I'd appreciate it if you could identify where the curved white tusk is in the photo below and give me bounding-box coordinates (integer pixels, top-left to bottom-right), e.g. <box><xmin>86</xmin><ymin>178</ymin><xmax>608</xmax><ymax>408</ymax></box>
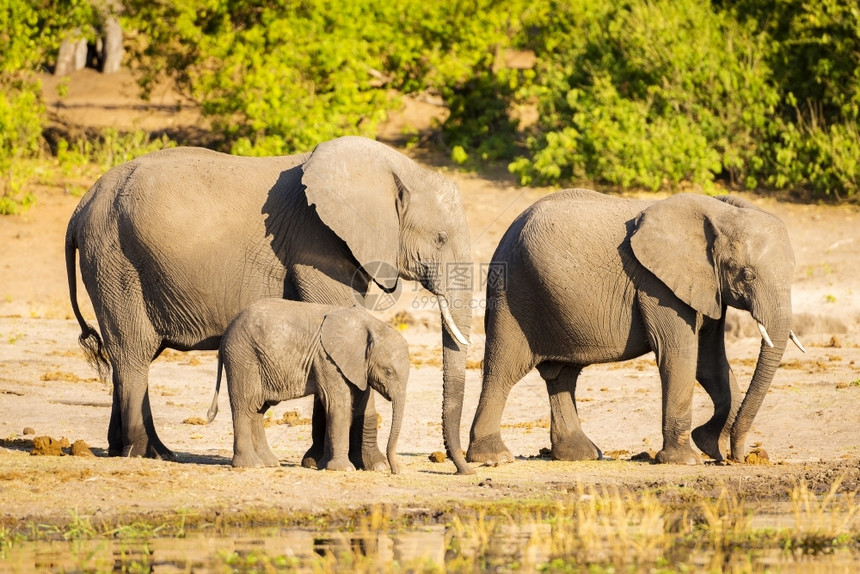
<box><xmin>789</xmin><ymin>330</ymin><xmax>806</xmax><ymax>353</ymax></box>
<box><xmin>757</xmin><ymin>323</ymin><xmax>775</xmax><ymax>348</ymax></box>
<box><xmin>438</xmin><ymin>295</ymin><xmax>470</xmax><ymax>346</ymax></box>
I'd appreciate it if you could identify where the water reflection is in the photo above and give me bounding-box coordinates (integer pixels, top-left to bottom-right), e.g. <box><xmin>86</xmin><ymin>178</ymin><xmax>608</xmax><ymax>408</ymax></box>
<box><xmin>3</xmin><ymin>521</ymin><xmax>859</xmax><ymax>573</ymax></box>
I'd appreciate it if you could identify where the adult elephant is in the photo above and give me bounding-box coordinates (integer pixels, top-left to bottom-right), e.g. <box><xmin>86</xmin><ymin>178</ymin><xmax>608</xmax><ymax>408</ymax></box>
<box><xmin>65</xmin><ymin>136</ymin><xmax>474</xmax><ymax>474</ymax></box>
<box><xmin>467</xmin><ymin>189</ymin><xmax>804</xmax><ymax>466</ymax></box>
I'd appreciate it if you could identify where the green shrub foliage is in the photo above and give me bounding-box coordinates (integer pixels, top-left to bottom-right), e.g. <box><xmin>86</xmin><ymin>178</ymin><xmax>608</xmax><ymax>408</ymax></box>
<box><xmin>509</xmin><ymin>0</ymin><xmax>776</xmax><ymax>191</ymax></box>
<box><xmin>125</xmin><ymin>0</ymin><xmax>525</xmax><ymax>157</ymax></box>
<box><xmin>2</xmin><ymin>1</ymin><xmax>858</xmax><ymax>200</ymax></box>
<box><xmin>0</xmin><ymin>0</ymin><xmax>96</xmax><ymax>213</ymax></box>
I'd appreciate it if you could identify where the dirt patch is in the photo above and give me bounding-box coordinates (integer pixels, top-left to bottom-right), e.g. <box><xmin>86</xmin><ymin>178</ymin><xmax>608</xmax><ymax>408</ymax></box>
<box><xmin>0</xmin><ymin>69</ymin><xmax>859</xmax><ymax>528</ymax></box>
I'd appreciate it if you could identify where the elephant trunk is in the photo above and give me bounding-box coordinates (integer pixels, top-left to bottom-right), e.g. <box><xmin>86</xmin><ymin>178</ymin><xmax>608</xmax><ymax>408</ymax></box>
<box><xmin>387</xmin><ymin>397</ymin><xmax>404</xmax><ymax>475</ymax></box>
<box><xmin>439</xmin><ymin>290</ymin><xmax>474</xmax><ymax>475</ymax></box>
<box><xmin>729</xmin><ymin>304</ymin><xmax>791</xmax><ymax>461</ymax></box>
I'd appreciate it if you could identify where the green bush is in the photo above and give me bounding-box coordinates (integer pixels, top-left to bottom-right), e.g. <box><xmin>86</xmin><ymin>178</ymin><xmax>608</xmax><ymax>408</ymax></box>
<box><xmin>0</xmin><ymin>1</ymin><xmax>46</xmax><ymax>213</ymax></box>
<box><xmin>127</xmin><ymin>0</ymin><xmax>402</xmax><ymax>155</ymax></box>
<box><xmin>2</xmin><ymin>1</ymin><xmax>856</xmax><ymax>201</ymax></box>
<box><xmin>723</xmin><ymin>0</ymin><xmax>860</xmax><ymax>197</ymax></box>
<box><xmin>125</xmin><ymin>0</ymin><xmax>527</xmax><ymax>160</ymax></box>
<box><xmin>0</xmin><ymin>0</ymin><xmax>96</xmax><ymax>213</ymax></box>
<box><xmin>509</xmin><ymin>0</ymin><xmax>779</xmax><ymax>191</ymax></box>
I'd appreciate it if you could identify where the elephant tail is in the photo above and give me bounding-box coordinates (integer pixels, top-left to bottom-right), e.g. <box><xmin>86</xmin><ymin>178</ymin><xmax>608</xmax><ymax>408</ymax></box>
<box><xmin>65</xmin><ymin>227</ymin><xmax>110</xmax><ymax>384</ymax></box>
<box><xmin>206</xmin><ymin>353</ymin><xmax>223</xmax><ymax>424</ymax></box>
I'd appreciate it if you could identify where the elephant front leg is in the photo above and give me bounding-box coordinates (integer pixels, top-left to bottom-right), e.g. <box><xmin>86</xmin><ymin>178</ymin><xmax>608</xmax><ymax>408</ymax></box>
<box><xmin>690</xmin><ymin>370</ymin><xmax>739</xmax><ymax>463</ymax></box>
<box><xmin>302</xmin><ymin>391</ymin><xmax>386</xmax><ymax>471</ymax></box>
<box><xmin>692</xmin><ymin>324</ymin><xmax>741</xmax><ymax>462</ymax></box>
<box><xmin>301</xmin><ymin>397</ymin><xmax>327</xmax><ymax>469</ymax></box>
<box><xmin>321</xmin><ymin>394</ymin><xmax>356</xmax><ymax>472</ymax></box>
<box><xmin>655</xmin><ymin>347</ymin><xmax>701</xmax><ymax>465</ymax></box>
<box><xmin>349</xmin><ymin>391</ymin><xmax>387</xmax><ymax>471</ymax></box>
<box><xmin>544</xmin><ymin>364</ymin><xmax>602</xmax><ymax>461</ymax></box>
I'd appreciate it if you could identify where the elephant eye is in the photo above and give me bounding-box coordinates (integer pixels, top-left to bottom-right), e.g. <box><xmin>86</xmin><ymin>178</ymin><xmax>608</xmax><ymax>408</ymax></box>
<box><xmin>741</xmin><ymin>267</ymin><xmax>756</xmax><ymax>282</ymax></box>
<box><xmin>435</xmin><ymin>231</ymin><xmax>448</xmax><ymax>249</ymax></box>
<box><xmin>384</xmin><ymin>368</ymin><xmax>394</xmax><ymax>379</ymax></box>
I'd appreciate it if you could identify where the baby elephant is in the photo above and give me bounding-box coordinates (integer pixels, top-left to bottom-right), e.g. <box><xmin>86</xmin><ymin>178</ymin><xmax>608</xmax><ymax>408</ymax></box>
<box><xmin>207</xmin><ymin>299</ymin><xmax>409</xmax><ymax>472</ymax></box>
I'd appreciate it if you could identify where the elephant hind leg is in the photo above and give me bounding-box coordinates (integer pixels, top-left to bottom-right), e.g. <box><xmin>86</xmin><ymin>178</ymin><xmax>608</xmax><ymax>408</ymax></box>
<box><xmin>654</xmin><ymin>347</ymin><xmax>701</xmax><ymax>465</ymax></box>
<box><xmin>467</xmin><ymin>346</ymin><xmax>534</xmax><ymax>465</ymax></box>
<box><xmin>252</xmin><ymin>405</ymin><xmax>280</xmax><ymax>467</ymax></box>
<box><xmin>231</xmin><ymin>409</ymin><xmax>266</xmax><ymax>468</ymax></box>
<box><xmin>96</xmin><ymin>290</ymin><xmax>174</xmax><ymax>460</ymax></box>
<box><xmin>543</xmin><ymin>363</ymin><xmax>602</xmax><ymax>461</ymax></box>
<box><xmin>105</xmin><ymin>342</ymin><xmax>174</xmax><ymax>460</ymax></box>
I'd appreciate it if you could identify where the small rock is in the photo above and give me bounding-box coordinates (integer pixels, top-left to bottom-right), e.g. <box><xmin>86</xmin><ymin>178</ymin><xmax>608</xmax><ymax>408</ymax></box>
<box><xmin>31</xmin><ymin>436</ymin><xmax>65</xmax><ymax>456</ymax></box>
<box><xmin>71</xmin><ymin>440</ymin><xmax>94</xmax><ymax>457</ymax></box>
<box><xmin>22</xmin><ymin>427</ymin><xmax>35</xmax><ymax>436</ymax></box>
<box><xmin>538</xmin><ymin>447</ymin><xmax>552</xmax><ymax>459</ymax></box>
<box><xmin>478</xmin><ymin>478</ymin><xmax>493</xmax><ymax>488</ymax></box>
<box><xmin>428</xmin><ymin>451</ymin><xmax>446</xmax><ymax>463</ymax></box>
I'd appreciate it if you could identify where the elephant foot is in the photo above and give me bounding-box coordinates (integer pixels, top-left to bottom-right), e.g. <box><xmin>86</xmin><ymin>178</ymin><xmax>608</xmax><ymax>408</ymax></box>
<box><xmin>108</xmin><ymin>437</ymin><xmax>123</xmax><ymax>457</ymax></box>
<box><xmin>466</xmin><ymin>433</ymin><xmax>514</xmax><ymax>465</ymax></box>
<box><xmin>232</xmin><ymin>452</ymin><xmax>265</xmax><ymax>468</ymax></box>
<box><xmin>120</xmin><ymin>436</ymin><xmax>176</xmax><ymax>461</ymax></box>
<box><xmin>655</xmin><ymin>444</ymin><xmax>701</xmax><ymax>465</ymax></box>
<box><xmin>301</xmin><ymin>445</ymin><xmax>323</xmax><ymax>469</ymax></box>
<box><xmin>351</xmin><ymin>446</ymin><xmax>388</xmax><ymax>472</ymax></box>
<box><xmin>257</xmin><ymin>449</ymin><xmax>281</xmax><ymax>467</ymax></box>
<box><xmin>692</xmin><ymin>424</ymin><xmax>727</xmax><ymax>462</ymax></box>
<box><xmin>551</xmin><ymin>434</ymin><xmax>602</xmax><ymax>461</ymax></box>
<box><xmin>324</xmin><ymin>456</ymin><xmax>356</xmax><ymax>472</ymax></box>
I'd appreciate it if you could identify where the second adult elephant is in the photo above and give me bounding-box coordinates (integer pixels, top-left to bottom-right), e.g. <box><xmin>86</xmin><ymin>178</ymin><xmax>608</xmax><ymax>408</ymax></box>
<box><xmin>66</xmin><ymin>136</ymin><xmax>473</xmax><ymax>474</ymax></box>
<box><xmin>468</xmin><ymin>189</ymin><xmax>804</xmax><ymax>465</ymax></box>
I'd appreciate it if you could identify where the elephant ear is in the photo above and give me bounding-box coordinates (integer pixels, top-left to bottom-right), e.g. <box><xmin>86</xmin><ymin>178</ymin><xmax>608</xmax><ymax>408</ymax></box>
<box><xmin>301</xmin><ymin>136</ymin><xmax>402</xmax><ymax>291</ymax></box>
<box><xmin>714</xmin><ymin>194</ymin><xmax>764</xmax><ymax>212</ymax></box>
<box><xmin>630</xmin><ymin>194</ymin><xmax>722</xmax><ymax>320</ymax></box>
<box><xmin>320</xmin><ymin>308</ymin><xmax>368</xmax><ymax>391</ymax></box>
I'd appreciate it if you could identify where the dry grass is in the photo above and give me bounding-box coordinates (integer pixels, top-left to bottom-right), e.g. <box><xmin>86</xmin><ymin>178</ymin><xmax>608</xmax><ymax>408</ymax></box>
<box><xmin>4</xmin><ymin>480</ymin><xmax>856</xmax><ymax>572</ymax></box>
<box><xmin>206</xmin><ymin>480</ymin><xmax>860</xmax><ymax>572</ymax></box>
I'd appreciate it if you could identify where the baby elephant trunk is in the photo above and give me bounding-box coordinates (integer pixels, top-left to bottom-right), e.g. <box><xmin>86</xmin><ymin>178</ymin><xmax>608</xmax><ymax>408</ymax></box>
<box><xmin>387</xmin><ymin>397</ymin><xmax>404</xmax><ymax>474</ymax></box>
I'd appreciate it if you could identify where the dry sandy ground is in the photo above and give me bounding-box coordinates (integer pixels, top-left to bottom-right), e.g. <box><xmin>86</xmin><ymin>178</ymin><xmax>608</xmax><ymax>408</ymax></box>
<box><xmin>0</xmin><ymin>69</ymin><xmax>859</xmax><ymax>528</ymax></box>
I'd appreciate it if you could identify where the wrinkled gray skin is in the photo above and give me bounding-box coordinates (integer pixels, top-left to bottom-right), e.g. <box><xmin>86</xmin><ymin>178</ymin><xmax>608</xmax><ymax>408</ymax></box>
<box><xmin>206</xmin><ymin>300</ymin><xmax>408</xmax><ymax>473</ymax></box>
<box><xmin>468</xmin><ymin>189</ymin><xmax>801</xmax><ymax>465</ymax></box>
<box><xmin>65</xmin><ymin>136</ymin><xmax>473</xmax><ymax>474</ymax></box>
